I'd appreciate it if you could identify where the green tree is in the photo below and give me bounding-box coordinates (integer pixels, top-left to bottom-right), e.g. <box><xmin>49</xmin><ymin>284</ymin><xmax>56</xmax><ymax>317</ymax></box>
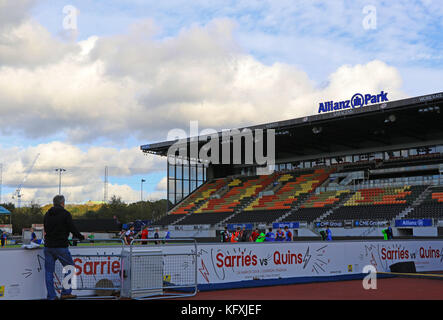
<box><xmin>0</xmin><ymin>202</ymin><xmax>14</xmax><ymax>225</ymax></box>
<box><xmin>9</xmin><ymin>203</ymin><xmax>44</xmax><ymax>234</ymax></box>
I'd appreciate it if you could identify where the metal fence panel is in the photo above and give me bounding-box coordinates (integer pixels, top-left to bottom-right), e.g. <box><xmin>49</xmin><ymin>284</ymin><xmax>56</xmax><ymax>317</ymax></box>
<box><xmin>125</xmin><ymin>238</ymin><xmax>198</xmax><ymax>300</ymax></box>
<box><xmin>52</xmin><ymin>238</ymin><xmax>198</xmax><ymax>300</ymax></box>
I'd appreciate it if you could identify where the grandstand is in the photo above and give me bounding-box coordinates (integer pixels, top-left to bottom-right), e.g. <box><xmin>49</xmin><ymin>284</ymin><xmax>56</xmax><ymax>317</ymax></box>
<box><xmin>141</xmin><ymin>91</ymin><xmax>443</xmax><ymax>238</ymax></box>
<box><xmin>404</xmin><ymin>186</ymin><xmax>443</xmax><ymax>219</ymax></box>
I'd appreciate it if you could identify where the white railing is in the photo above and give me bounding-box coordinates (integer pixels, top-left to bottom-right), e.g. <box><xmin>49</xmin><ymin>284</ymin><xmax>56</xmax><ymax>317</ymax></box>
<box><xmin>318</xmin><ymin>177</ymin><xmax>441</xmax><ymax>193</ymax></box>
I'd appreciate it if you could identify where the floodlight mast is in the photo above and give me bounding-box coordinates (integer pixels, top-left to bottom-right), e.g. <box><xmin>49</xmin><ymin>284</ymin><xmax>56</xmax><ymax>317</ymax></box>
<box><xmin>55</xmin><ymin>168</ymin><xmax>66</xmax><ymax>195</ymax></box>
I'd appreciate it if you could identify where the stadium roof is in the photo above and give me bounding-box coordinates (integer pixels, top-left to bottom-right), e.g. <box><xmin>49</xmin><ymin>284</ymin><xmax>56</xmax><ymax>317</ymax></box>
<box><xmin>141</xmin><ymin>91</ymin><xmax>443</xmax><ymax>163</ymax></box>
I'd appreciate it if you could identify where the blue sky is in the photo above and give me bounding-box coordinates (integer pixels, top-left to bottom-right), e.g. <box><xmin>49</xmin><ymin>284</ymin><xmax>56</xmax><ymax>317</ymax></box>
<box><xmin>0</xmin><ymin>0</ymin><xmax>442</xmax><ymax>205</ymax></box>
<box><xmin>29</xmin><ymin>0</ymin><xmax>443</xmax><ymax>93</ymax></box>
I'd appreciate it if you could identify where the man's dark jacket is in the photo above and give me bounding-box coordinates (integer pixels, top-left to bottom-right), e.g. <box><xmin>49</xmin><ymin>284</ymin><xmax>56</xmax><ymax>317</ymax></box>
<box><xmin>44</xmin><ymin>205</ymin><xmax>84</xmax><ymax>248</ymax></box>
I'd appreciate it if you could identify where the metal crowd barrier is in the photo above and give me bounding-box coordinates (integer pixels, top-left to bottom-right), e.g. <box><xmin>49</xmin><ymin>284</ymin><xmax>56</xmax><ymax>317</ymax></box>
<box><xmin>53</xmin><ymin>237</ymin><xmax>198</xmax><ymax>300</ymax></box>
<box><xmin>125</xmin><ymin>238</ymin><xmax>198</xmax><ymax>300</ymax></box>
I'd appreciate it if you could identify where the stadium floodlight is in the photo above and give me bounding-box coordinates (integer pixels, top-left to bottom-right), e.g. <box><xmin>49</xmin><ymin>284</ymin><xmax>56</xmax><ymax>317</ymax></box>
<box><xmin>419</xmin><ymin>106</ymin><xmax>440</xmax><ymax>114</ymax></box>
<box><xmin>55</xmin><ymin>168</ymin><xmax>66</xmax><ymax>195</ymax></box>
<box><xmin>276</xmin><ymin>130</ymin><xmax>290</xmax><ymax>136</ymax></box>
<box><xmin>312</xmin><ymin>126</ymin><xmax>322</xmax><ymax>134</ymax></box>
<box><xmin>384</xmin><ymin>114</ymin><xmax>396</xmax><ymax>123</ymax></box>
<box><xmin>141</xmin><ymin>178</ymin><xmax>146</xmax><ymax>202</ymax></box>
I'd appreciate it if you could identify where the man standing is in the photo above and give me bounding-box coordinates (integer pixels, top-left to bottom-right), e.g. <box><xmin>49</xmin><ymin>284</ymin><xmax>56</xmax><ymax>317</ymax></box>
<box><xmin>163</xmin><ymin>227</ymin><xmax>171</xmax><ymax>244</ymax></box>
<box><xmin>265</xmin><ymin>228</ymin><xmax>275</xmax><ymax>242</ymax></box>
<box><xmin>387</xmin><ymin>223</ymin><xmax>394</xmax><ymax>240</ymax></box>
<box><xmin>284</xmin><ymin>226</ymin><xmax>293</xmax><ymax>241</ymax></box>
<box><xmin>221</xmin><ymin>226</ymin><xmax>231</xmax><ymax>243</ymax></box>
<box><xmin>140</xmin><ymin>225</ymin><xmax>149</xmax><ymax>245</ymax></box>
<box><xmin>231</xmin><ymin>227</ymin><xmax>241</xmax><ymax>243</ymax></box>
<box><xmin>325</xmin><ymin>225</ymin><xmax>332</xmax><ymax>241</ymax></box>
<box><xmin>250</xmin><ymin>228</ymin><xmax>260</xmax><ymax>242</ymax></box>
<box><xmin>275</xmin><ymin>227</ymin><xmax>285</xmax><ymax>241</ymax></box>
<box><xmin>164</xmin><ymin>227</ymin><xmax>171</xmax><ymax>239</ymax></box>
<box><xmin>0</xmin><ymin>230</ymin><xmax>6</xmax><ymax>248</ymax></box>
<box><xmin>240</xmin><ymin>226</ymin><xmax>249</xmax><ymax>242</ymax></box>
<box><xmin>154</xmin><ymin>228</ymin><xmax>160</xmax><ymax>245</ymax></box>
<box><xmin>43</xmin><ymin>195</ymin><xmax>85</xmax><ymax>300</ymax></box>
<box><xmin>384</xmin><ymin>223</ymin><xmax>394</xmax><ymax>240</ymax></box>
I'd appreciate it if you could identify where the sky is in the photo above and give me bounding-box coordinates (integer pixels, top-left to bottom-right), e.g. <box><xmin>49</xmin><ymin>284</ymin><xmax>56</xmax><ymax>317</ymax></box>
<box><xmin>0</xmin><ymin>0</ymin><xmax>442</xmax><ymax>205</ymax></box>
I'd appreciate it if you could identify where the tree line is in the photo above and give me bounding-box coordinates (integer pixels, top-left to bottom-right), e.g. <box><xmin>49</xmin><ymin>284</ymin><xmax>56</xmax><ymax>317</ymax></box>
<box><xmin>0</xmin><ymin>196</ymin><xmax>170</xmax><ymax>234</ymax></box>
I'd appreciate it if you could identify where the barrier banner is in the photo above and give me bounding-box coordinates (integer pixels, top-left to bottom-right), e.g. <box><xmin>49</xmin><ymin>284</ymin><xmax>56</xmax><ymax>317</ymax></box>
<box><xmin>227</xmin><ymin>223</ymin><xmax>253</xmax><ymax>231</ymax></box>
<box><xmin>316</xmin><ymin>221</ymin><xmax>344</xmax><ymax>227</ymax></box>
<box><xmin>0</xmin><ymin>224</ymin><xmax>12</xmax><ymax>233</ymax></box>
<box><xmin>1</xmin><ymin>239</ymin><xmax>442</xmax><ymax>299</ymax></box>
<box><xmin>272</xmin><ymin>222</ymin><xmax>299</xmax><ymax>229</ymax></box>
<box><xmin>395</xmin><ymin>219</ymin><xmax>433</xmax><ymax>227</ymax></box>
<box><xmin>354</xmin><ymin>220</ymin><xmax>388</xmax><ymax>227</ymax></box>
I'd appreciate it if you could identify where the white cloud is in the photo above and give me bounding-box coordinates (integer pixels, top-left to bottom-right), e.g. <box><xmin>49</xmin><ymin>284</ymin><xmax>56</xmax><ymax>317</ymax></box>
<box><xmin>0</xmin><ymin>17</ymin><xmax>406</xmax><ymax>144</ymax></box>
<box><xmin>0</xmin><ymin>0</ymin><xmax>38</xmax><ymax>30</ymax></box>
<box><xmin>155</xmin><ymin>177</ymin><xmax>168</xmax><ymax>191</ymax></box>
<box><xmin>0</xmin><ymin>141</ymin><xmax>164</xmax><ymax>204</ymax></box>
<box><xmin>2</xmin><ymin>181</ymin><xmax>166</xmax><ymax>206</ymax></box>
<box><xmin>0</xmin><ymin>19</ymin><xmax>79</xmax><ymax>67</ymax></box>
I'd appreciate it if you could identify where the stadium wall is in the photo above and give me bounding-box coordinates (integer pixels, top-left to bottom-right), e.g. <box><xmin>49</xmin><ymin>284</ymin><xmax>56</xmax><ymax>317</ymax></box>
<box><xmin>0</xmin><ymin>239</ymin><xmax>442</xmax><ymax>299</ymax></box>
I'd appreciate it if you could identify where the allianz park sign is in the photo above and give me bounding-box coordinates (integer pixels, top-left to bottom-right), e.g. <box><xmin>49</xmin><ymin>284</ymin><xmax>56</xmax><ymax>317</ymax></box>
<box><xmin>318</xmin><ymin>91</ymin><xmax>388</xmax><ymax>114</ymax></box>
